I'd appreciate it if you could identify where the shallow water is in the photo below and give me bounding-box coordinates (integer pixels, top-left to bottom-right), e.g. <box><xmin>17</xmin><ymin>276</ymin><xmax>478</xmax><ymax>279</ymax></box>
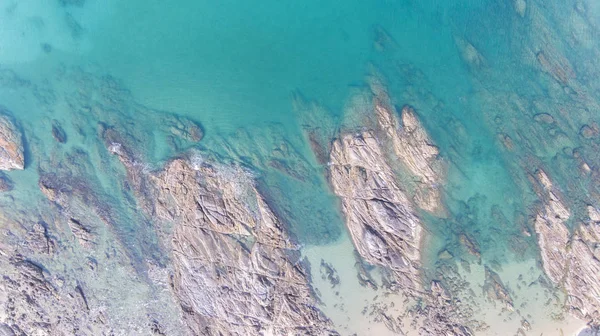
<box><xmin>1</xmin><ymin>0</ymin><xmax>599</xmax><ymax>334</ymax></box>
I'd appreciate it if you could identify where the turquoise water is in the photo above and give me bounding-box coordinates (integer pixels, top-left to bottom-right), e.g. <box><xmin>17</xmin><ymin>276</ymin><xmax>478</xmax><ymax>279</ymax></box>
<box><xmin>0</xmin><ymin>0</ymin><xmax>577</xmax><ymax>262</ymax></box>
<box><xmin>0</xmin><ymin>0</ymin><xmax>580</xmax><ymax>261</ymax></box>
<box><xmin>1</xmin><ymin>0</ymin><xmax>600</xmax><ymax>333</ymax></box>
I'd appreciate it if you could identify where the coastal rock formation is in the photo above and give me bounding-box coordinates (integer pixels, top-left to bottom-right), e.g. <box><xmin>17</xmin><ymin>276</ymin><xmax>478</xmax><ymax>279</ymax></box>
<box><xmin>533</xmin><ymin>169</ymin><xmax>600</xmax><ymax>324</ymax></box>
<box><xmin>532</xmin><ymin>170</ymin><xmax>570</xmax><ymax>284</ymax></box>
<box><xmin>0</xmin><ymin>112</ymin><xmax>24</xmax><ymax>170</ymax></box>
<box><xmin>151</xmin><ymin>158</ymin><xmax>335</xmax><ymax>335</ymax></box>
<box><xmin>369</xmin><ymin>81</ymin><xmax>445</xmax><ymax>215</ymax></box>
<box><xmin>328</xmin><ymin>131</ymin><xmax>422</xmax><ymax>292</ymax></box>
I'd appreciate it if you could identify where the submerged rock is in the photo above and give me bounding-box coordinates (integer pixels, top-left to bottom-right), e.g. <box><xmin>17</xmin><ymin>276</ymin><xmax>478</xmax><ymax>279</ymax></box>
<box><xmin>0</xmin><ymin>113</ymin><xmax>24</xmax><ymax>170</ymax></box>
<box><xmin>0</xmin><ymin>173</ymin><xmax>13</xmax><ymax>192</ymax></box>
<box><xmin>51</xmin><ymin>121</ymin><xmax>67</xmax><ymax>143</ymax></box>
<box><xmin>483</xmin><ymin>267</ymin><xmax>514</xmax><ymax>311</ymax></box>
<box><xmin>533</xmin><ymin>169</ymin><xmax>570</xmax><ymax>284</ymax></box>
<box><xmin>455</xmin><ymin>37</ymin><xmax>485</xmax><ymax>69</ymax></box>
<box><xmin>67</xmin><ymin>218</ymin><xmax>96</xmax><ymax>249</ymax></box>
<box><xmin>536</xmin><ymin>50</ymin><xmax>576</xmax><ymax>85</ymax></box>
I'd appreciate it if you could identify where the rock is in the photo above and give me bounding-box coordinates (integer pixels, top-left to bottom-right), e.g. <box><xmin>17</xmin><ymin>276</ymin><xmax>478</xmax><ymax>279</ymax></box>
<box><xmin>536</xmin><ymin>50</ymin><xmax>576</xmax><ymax>85</ymax></box>
<box><xmin>0</xmin><ymin>324</ymin><xmax>16</xmax><ymax>336</ymax></box>
<box><xmin>320</xmin><ymin>260</ymin><xmax>340</xmax><ymax>288</ymax></box>
<box><xmin>581</xmin><ymin>124</ymin><xmax>598</xmax><ymax>139</ymax></box>
<box><xmin>164</xmin><ymin>116</ymin><xmax>204</xmax><ymax>142</ymax></box>
<box><xmin>533</xmin><ymin>113</ymin><xmax>554</xmax><ymax>124</ymax></box>
<box><xmin>373</xmin><ymin>26</ymin><xmax>395</xmax><ymax>51</ymax></box>
<box><xmin>533</xmin><ymin>169</ymin><xmax>570</xmax><ymax>284</ymax></box>
<box><xmin>483</xmin><ymin>267</ymin><xmax>514</xmax><ymax>311</ymax></box>
<box><xmin>372</xmin><ymin>89</ymin><xmax>445</xmax><ymax>215</ymax></box>
<box><xmin>328</xmin><ymin>131</ymin><xmax>423</xmax><ymax>292</ymax></box>
<box><xmin>589</xmin><ymin>206</ymin><xmax>600</xmax><ymax>223</ymax></box>
<box><xmin>498</xmin><ymin>133</ymin><xmax>514</xmax><ymax>150</ymax></box>
<box><xmin>151</xmin><ymin>158</ymin><xmax>336</xmax><ymax>335</ymax></box>
<box><xmin>0</xmin><ymin>113</ymin><xmax>24</xmax><ymax>170</ymax></box>
<box><xmin>521</xmin><ymin>319</ymin><xmax>531</xmax><ymax>331</ymax></box>
<box><xmin>459</xmin><ymin>234</ymin><xmax>481</xmax><ymax>258</ymax></box>
<box><xmin>355</xmin><ymin>254</ymin><xmax>378</xmax><ymax>290</ymax></box>
<box><xmin>67</xmin><ymin>218</ymin><xmax>95</xmax><ymax>248</ymax></box>
<box><xmin>533</xmin><ymin>169</ymin><xmax>600</xmax><ymax>324</ymax></box>
<box><xmin>0</xmin><ymin>254</ymin><xmax>100</xmax><ymax>335</ymax></box>
<box><xmin>51</xmin><ymin>122</ymin><xmax>67</xmax><ymax>143</ymax></box>
<box><xmin>430</xmin><ymin>280</ymin><xmax>452</xmax><ymax>303</ymax></box>
<box><xmin>455</xmin><ymin>37</ymin><xmax>485</xmax><ymax>69</ymax></box>
<box><xmin>28</xmin><ymin>222</ymin><xmax>55</xmax><ymax>255</ymax></box>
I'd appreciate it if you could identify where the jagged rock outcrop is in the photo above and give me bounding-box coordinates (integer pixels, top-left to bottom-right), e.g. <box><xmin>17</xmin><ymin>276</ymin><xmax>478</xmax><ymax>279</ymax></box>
<box><xmin>322</xmin><ymin>90</ymin><xmax>474</xmax><ymax>333</ymax></box>
<box><xmin>0</xmin><ymin>112</ymin><xmax>24</xmax><ymax>171</ymax></box>
<box><xmin>533</xmin><ymin>170</ymin><xmax>570</xmax><ymax>284</ymax></box>
<box><xmin>151</xmin><ymin>158</ymin><xmax>335</xmax><ymax>335</ymax></box>
<box><xmin>533</xmin><ymin>169</ymin><xmax>600</xmax><ymax>324</ymax></box>
<box><xmin>369</xmin><ymin>80</ymin><xmax>445</xmax><ymax>215</ymax></box>
<box><xmin>328</xmin><ymin>131</ymin><xmax>423</xmax><ymax>292</ymax></box>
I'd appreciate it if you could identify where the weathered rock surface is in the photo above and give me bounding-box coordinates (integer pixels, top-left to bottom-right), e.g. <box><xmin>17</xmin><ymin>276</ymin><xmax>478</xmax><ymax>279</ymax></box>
<box><xmin>533</xmin><ymin>169</ymin><xmax>600</xmax><ymax>324</ymax></box>
<box><xmin>51</xmin><ymin>121</ymin><xmax>67</xmax><ymax>143</ymax></box>
<box><xmin>370</xmin><ymin>82</ymin><xmax>445</xmax><ymax>215</ymax></box>
<box><xmin>412</xmin><ymin>277</ymin><xmax>476</xmax><ymax>336</ymax></box>
<box><xmin>532</xmin><ymin>169</ymin><xmax>570</xmax><ymax>284</ymax></box>
<box><xmin>0</xmin><ymin>112</ymin><xmax>24</xmax><ymax>171</ymax></box>
<box><xmin>151</xmin><ymin>158</ymin><xmax>336</xmax><ymax>335</ymax></box>
<box><xmin>0</xmin><ymin>212</ymin><xmax>112</xmax><ymax>336</ymax></box>
<box><xmin>328</xmin><ymin>131</ymin><xmax>423</xmax><ymax>292</ymax></box>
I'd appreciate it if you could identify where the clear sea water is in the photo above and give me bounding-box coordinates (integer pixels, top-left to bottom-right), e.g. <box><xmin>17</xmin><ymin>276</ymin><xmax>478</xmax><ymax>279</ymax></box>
<box><xmin>1</xmin><ymin>0</ymin><xmax>599</xmax><ymax>334</ymax></box>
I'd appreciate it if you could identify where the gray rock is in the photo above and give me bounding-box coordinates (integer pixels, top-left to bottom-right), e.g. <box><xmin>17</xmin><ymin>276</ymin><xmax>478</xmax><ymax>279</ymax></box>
<box><xmin>483</xmin><ymin>266</ymin><xmax>514</xmax><ymax>311</ymax></box>
<box><xmin>0</xmin><ymin>173</ymin><xmax>13</xmax><ymax>192</ymax></box>
<box><xmin>0</xmin><ymin>112</ymin><xmax>24</xmax><ymax>171</ymax></box>
<box><xmin>151</xmin><ymin>158</ymin><xmax>336</xmax><ymax>335</ymax></box>
<box><xmin>328</xmin><ymin>131</ymin><xmax>423</xmax><ymax>293</ymax></box>
<box><xmin>369</xmin><ymin>78</ymin><xmax>446</xmax><ymax>216</ymax></box>
<box><xmin>533</xmin><ymin>169</ymin><xmax>600</xmax><ymax>324</ymax></box>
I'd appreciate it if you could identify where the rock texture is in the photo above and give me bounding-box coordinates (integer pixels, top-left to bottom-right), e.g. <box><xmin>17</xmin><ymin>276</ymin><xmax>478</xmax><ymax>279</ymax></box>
<box><xmin>0</xmin><ymin>112</ymin><xmax>24</xmax><ymax>171</ymax></box>
<box><xmin>533</xmin><ymin>169</ymin><xmax>600</xmax><ymax>324</ymax></box>
<box><xmin>328</xmin><ymin>131</ymin><xmax>423</xmax><ymax>292</ymax></box>
<box><xmin>151</xmin><ymin>158</ymin><xmax>335</xmax><ymax>335</ymax></box>
<box><xmin>369</xmin><ymin>81</ymin><xmax>445</xmax><ymax>215</ymax></box>
<box><xmin>532</xmin><ymin>170</ymin><xmax>570</xmax><ymax>284</ymax></box>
